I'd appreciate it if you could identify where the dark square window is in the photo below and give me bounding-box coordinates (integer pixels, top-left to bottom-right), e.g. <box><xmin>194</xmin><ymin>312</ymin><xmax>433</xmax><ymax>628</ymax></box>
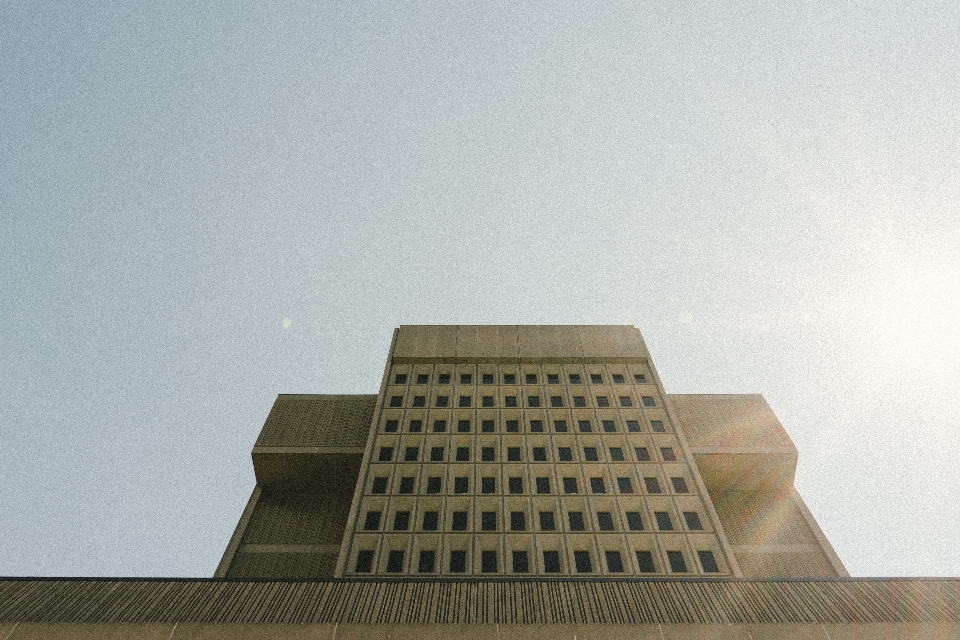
<box><xmin>364</xmin><ymin>511</ymin><xmax>381</xmax><ymax>530</ymax></box>
<box><xmin>547</xmin><ymin>374</ymin><xmax>560</xmax><ymax>384</ymax></box>
<box><xmin>590</xmin><ymin>477</ymin><xmax>606</xmax><ymax>493</ymax></box>
<box><xmin>554</xmin><ymin>420</ymin><xmax>568</xmax><ymax>433</ymax></box>
<box><xmin>481</xmin><ymin>477</ymin><xmax>496</xmax><ymax>493</ymax></box>
<box><xmin>452</xmin><ymin>512</ymin><xmax>468</xmax><ymax>531</ymax></box>
<box><xmin>590</xmin><ymin>373</ymin><xmax>603</xmax><ymax>384</ymax></box>
<box><xmin>606</xmin><ymin>551</ymin><xmax>624</xmax><ymax>573</ymax></box>
<box><xmin>506</xmin><ymin>420</ymin><xmax>519</xmax><ymax>433</ymax></box>
<box><xmin>583</xmin><ymin>447</ymin><xmax>598</xmax><ymax>461</ymax></box>
<box><xmin>393</xmin><ymin>511</ymin><xmax>410</xmax><ymax>531</ymax></box>
<box><xmin>668</xmin><ymin>551</ymin><xmax>687</xmax><ymax>573</ymax></box>
<box><xmin>596</xmin><ymin>396</ymin><xmax>610</xmax><ymax>407</ymax></box>
<box><xmin>389</xmin><ymin>396</ymin><xmax>403</xmax><ymax>407</ymax></box>
<box><xmin>513</xmin><ymin>551</ymin><xmax>529</xmax><ymax>573</ymax></box>
<box><xmin>530</xmin><ymin>420</ymin><xmax>544</xmax><ymax>433</ymax></box>
<box><xmin>481</xmin><ymin>511</ymin><xmax>497</xmax><ymax>531</ymax></box>
<box><xmin>543</xmin><ymin>550</ymin><xmax>561</xmax><ymax>573</ymax></box>
<box><xmin>597</xmin><ymin>512</ymin><xmax>615</xmax><ymax>531</ymax></box>
<box><xmin>635</xmin><ymin>447</ymin><xmax>651</xmax><ymax>461</ymax></box>
<box><xmin>558</xmin><ymin>447</ymin><xmax>573</xmax><ymax>462</ymax></box>
<box><xmin>423</xmin><ymin>511</ymin><xmax>439</xmax><ymax>530</ymax></box>
<box><xmin>505</xmin><ymin>396</ymin><xmax>518</xmax><ymax>407</ymax></box>
<box><xmin>698</xmin><ymin>550</ymin><xmax>720</xmax><ymax>573</ymax></box>
<box><xmin>609</xmin><ymin>447</ymin><xmax>624</xmax><ymax>461</ymax></box>
<box><xmin>636</xmin><ymin>550</ymin><xmax>655</xmax><ymax>573</ymax></box>
<box><xmin>562</xmin><ymin>477</ymin><xmax>578</xmax><ymax>493</ymax></box>
<box><xmin>619</xmin><ymin>396</ymin><xmax>633</xmax><ymax>407</ymax></box>
<box><xmin>385</xmin><ymin>420</ymin><xmax>399</xmax><ymax>433</ymax></box>
<box><xmin>568</xmin><ymin>512</ymin><xmax>586</xmax><ymax>531</ymax></box>
<box><xmin>395</xmin><ymin>374</ymin><xmax>408</xmax><ymax>384</ymax></box>
<box><xmin>507</xmin><ymin>447</ymin><xmax>521</xmax><ymax>462</ymax></box>
<box><xmin>481</xmin><ymin>447</ymin><xmax>495</xmax><ymax>461</ymax></box>
<box><xmin>355</xmin><ymin>550</ymin><xmax>374</xmax><ymax>573</ymax></box>
<box><xmin>404</xmin><ymin>446</ymin><xmax>419</xmax><ymax>462</ymax></box>
<box><xmin>409</xmin><ymin>420</ymin><xmax>423</xmax><ymax>433</ymax></box>
<box><xmin>418</xmin><ymin>550</ymin><xmax>435</xmax><ymax>573</ymax></box>
<box><xmin>503</xmin><ymin>374</ymin><xmax>516</xmax><ymax>384</ymax></box>
<box><xmin>454</xmin><ymin>477</ymin><xmax>469</xmax><ymax>494</ymax></box>
<box><xmin>539</xmin><ymin>511</ymin><xmax>556</xmax><ymax>531</ymax></box>
<box><xmin>535</xmin><ymin>477</ymin><xmax>550</xmax><ymax>494</ymax></box>
<box><xmin>527</xmin><ymin>396</ymin><xmax>541</xmax><ymax>407</ymax></box>
<box><xmin>612</xmin><ymin>374</ymin><xmax>625</xmax><ymax>384</ymax></box>
<box><xmin>574</xmin><ymin>551</ymin><xmax>592</xmax><ymax>573</ymax></box>
<box><xmin>372</xmin><ymin>477</ymin><xmax>388</xmax><ymax>494</ymax></box>
<box><xmin>550</xmin><ymin>396</ymin><xmax>563</xmax><ymax>407</ymax></box>
<box><xmin>481</xmin><ymin>420</ymin><xmax>495</xmax><ymax>433</ymax></box>
<box><xmin>413</xmin><ymin>396</ymin><xmax>426</xmax><ymax>407</ymax></box>
<box><xmin>450</xmin><ymin>550</ymin><xmax>466</xmax><ymax>572</ymax></box>
<box><xmin>655</xmin><ymin>511</ymin><xmax>673</xmax><ymax>531</ymax></box>
<box><xmin>430</xmin><ymin>447</ymin><xmax>444</xmax><ymax>462</ymax></box>
<box><xmin>433</xmin><ymin>420</ymin><xmax>447</xmax><ymax>433</ymax></box>
<box><xmin>642</xmin><ymin>396</ymin><xmax>656</xmax><ymax>407</ymax></box>
<box><xmin>435</xmin><ymin>396</ymin><xmax>449</xmax><ymax>407</ymax></box>
<box><xmin>626</xmin><ymin>512</ymin><xmax>644</xmax><ymax>531</ymax></box>
<box><xmin>617</xmin><ymin>477</ymin><xmax>633</xmax><ymax>493</ymax></box>
<box><xmin>573</xmin><ymin>396</ymin><xmax>586</xmax><ymax>407</ymax></box>
<box><xmin>626</xmin><ymin>420</ymin><xmax>641</xmax><ymax>432</ymax></box>
<box><xmin>482</xmin><ymin>373</ymin><xmax>494</xmax><ymax>384</ymax></box>
<box><xmin>602</xmin><ymin>420</ymin><xmax>616</xmax><ymax>433</ymax></box>
<box><xmin>510</xmin><ymin>511</ymin><xmax>526</xmax><ymax>531</ymax></box>
<box><xmin>532</xmin><ymin>447</ymin><xmax>547</xmax><ymax>462</ymax></box>
<box><xmin>386</xmin><ymin>550</ymin><xmax>405</xmax><ymax>573</ymax></box>
<box><xmin>508</xmin><ymin>477</ymin><xmax>523</xmax><ymax>494</ymax></box>
<box><xmin>456</xmin><ymin>447</ymin><xmax>470</xmax><ymax>461</ymax></box>
<box><xmin>672</xmin><ymin>477</ymin><xmax>689</xmax><ymax>493</ymax></box>
<box><xmin>460</xmin><ymin>373</ymin><xmax>472</xmax><ymax>384</ymax></box>
<box><xmin>634</xmin><ymin>374</ymin><xmax>647</xmax><ymax>383</ymax></box>
<box><xmin>482</xmin><ymin>396</ymin><xmax>494</xmax><ymax>407</ymax></box>
<box><xmin>660</xmin><ymin>447</ymin><xmax>676</xmax><ymax>461</ymax></box>
<box><xmin>378</xmin><ymin>447</ymin><xmax>394</xmax><ymax>462</ymax></box>
<box><xmin>481</xmin><ymin>550</ymin><xmax>498</xmax><ymax>573</ymax></box>
<box><xmin>684</xmin><ymin>512</ymin><xmax>703</xmax><ymax>530</ymax></box>
<box><xmin>417</xmin><ymin>374</ymin><xmax>429</xmax><ymax>384</ymax></box>
<box><xmin>459</xmin><ymin>395</ymin><xmax>471</xmax><ymax>407</ymax></box>
<box><xmin>568</xmin><ymin>374</ymin><xmax>582</xmax><ymax>384</ymax></box>
<box><xmin>426</xmin><ymin>477</ymin><xmax>442</xmax><ymax>493</ymax></box>
<box><xmin>644</xmin><ymin>477</ymin><xmax>662</xmax><ymax>494</ymax></box>
<box><xmin>438</xmin><ymin>373</ymin><xmax>451</xmax><ymax>384</ymax></box>
<box><xmin>651</xmin><ymin>420</ymin><xmax>666</xmax><ymax>432</ymax></box>
<box><xmin>525</xmin><ymin>373</ymin><xmax>537</xmax><ymax>384</ymax></box>
<box><xmin>578</xmin><ymin>420</ymin><xmax>592</xmax><ymax>433</ymax></box>
<box><xmin>398</xmin><ymin>477</ymin><xmax>414</xmax><ymax>494</ymax></box>
<box><xmin>457</xmin><ymin>419</ymin><xmax>470</xmax><ymax>433</ymax></box>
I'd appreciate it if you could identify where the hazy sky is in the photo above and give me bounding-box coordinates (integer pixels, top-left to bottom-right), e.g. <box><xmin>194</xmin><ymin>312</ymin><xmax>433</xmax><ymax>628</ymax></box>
<box><xmin>2</xmin><ymin>2</ymin><xmax>959</xmax><ymax>578</ymax></box>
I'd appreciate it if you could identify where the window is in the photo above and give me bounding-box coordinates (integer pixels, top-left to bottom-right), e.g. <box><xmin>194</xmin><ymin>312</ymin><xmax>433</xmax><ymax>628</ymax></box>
<box><xmin>482</xmin><ymin>396</ymin><xmax>494</xmax><ymax>407</ymax></box>
<box><xmin>617</xmin><ymin>477</ymin><xmax>633</xmax><ymax>493</ymax></box>
<box><xmin>655</xmin><ymin>511</ymin><xmax>673</xmax><ymax>531</ymax></box>
<box><xmin>510</xmin><ymin>511</ymin><xmax>526</xmax><ymax>531</ymax></box>
<box><xmin>389</xmin><ymin>396</ymin><xmax>403</xmax><ymax>407</ymax></box>
<box><xmin>568</xmin><ymin>512</ymin><xmax>586</xmax><ymax>531</ymax></box>
<box><xmin>619</xmin><ymin>396</ymin><xmax>633</xmax><ymax>407</ymax></box>
<box><xmin>667</xmin><ymin>551</ymin><xmax>687</xmax><ymax>573</ymax></box>
<box><xmin>429</xmin><ymin>446</ymin><xmax>444</xmax><ymax>462</ymax></box>
<box><xmin>577</xmin><ymin>420</ymin><xmax>592</xmax><ymax>433</ymax></box>
<box><xmin>527</xmin><ymin>396</ymin><xmax>541</xmax><ymax>407</ymax></box>
<box><xmin>583</xmin><ymin>447</ymin><xmax>598</xmax><ymax>461</ymax></box>
<box><xmin>508</xmin><ymin>477</ymin><xmax>523</xmax><ymax>494</ymax></box>
<box><xmin>507</xmin><ymin>447</ymin><xmax>521</xmax><ymax>462</ymax></box>
<box><xmin>562</xmin><ymin>477</ymin><xmax>578</xmax><ymax>493</ymax></box>
<box><xmin>574</xmin><ymin>551</ymin><xmax>593</xmax><ymax>573</ymax></box>
<box><xmin>418</xmin><ymin>550</ymin><xmax>435</xmax><ymax>573</ymax></box>
<box><xmin>590</xmin><ymin>373</ymin><xmax>603</xmax><ymax>384</ymax></box>
<box><xmin>433</xmin><ymin>420</ymin><xmax>447</xmax><ymax>433</ymax></box>
<box><xmin>606</xmin><ymin>551</ymin><xmax>624</xmax><ymax>573</ymax></box>
<box><xmin>506</xmin><ymin>420</ymin><xmax>519</xmax><ymax>433</ymax></box>
<box><xmin>386</xmin><ymin>550</ymin><xmax>405</xmax><ymax>573</ymax></box>
<box><xmin>698</xmin><ymin>550</ymin><xmax>720</xmax><ymax>573</ymax></box>
<box><xmin>569</xmin><ymin>374</ymin><xmax>582</xmax><ymax>384</ymax></box>
<box><xmin>426</xmin><ymin>477</ymin><xmax>441</xmax><ymax>493</ymax></box>
<box><xmin>481</xmin><ymin>477</ymin><xmax>496</xmax><ymax>493</ymax></box>
<box><xmin>438</xmin><ymin>373</ymin><xmax>451</xmax><ymax>384</ymax></box>
<box><xmin>626</xmin><ymin>420</ymin><xmax>641</xmax><ymax>433</ymax></box>
<box><xmin>395</xmin><ymin>374</ymin><xmax>408</xmax><ymax>384</ymax></box>
<box><xmin>423</xmin><ymin>511</ymin><xmax>439</xmax><ymax>530</ymax></box>
<box><xmin>513</xmin><ymin>551</ymin><xmax>529</xmax><ymax>573</ymax></box>
<box><xmin>457</xmin><ymin>420</ymin><xmax>470</xmax><ymax>433</ymax></box>
<box><xmin>449</xmin><ymin>550</ymin><xmax>467</xmax><ymax>573</ymax></box>
<box><xmin>634</xmin><ymin>374</ymin><xmax>646</xmax><ymax>383</ymax></box>
<box><xmin>481</xmin><ymin>511</ymin><xmax>497</xmax><ymax>531</ymax></box>
<box><xmin>530</xmin><ymin>420</ymin><xmax>544</xmax><ymax>432</ymax></box>
<box><xmin>452</xmin><ymin>512</ymin><xmax>468</xmax><ymax>531</ymax></box>
<box><xmin>458</xmin><ymin>395</ymin><xmax>471</xmax><ymax>407</ymax></box>
<box><xmin>550</xmin><ymin>396</ymin><xmax>563</xmax><ymax>407</ymax></box>
<box><xmin>596</xmin><ymin>396</ymin><xmax>610</xmax><ymax>407</ymax></box>
<box><xmin>385</xmin><ymin>420</ymin><xmax>399</xmax><ymax>433</ymax></box>
<box><xmin>393</xmin><ymin>511</ymin><xmax>410</xmax><ymax>531</ymax></box>
<box><xmin>436</xmin><ymin>396</ymin><xmax>449</xmax><ymax>407</ymax></box>
<box><xmin>554</xmin><ymin>420</ymin><xmax>568</xmax><ymax>433</ymax></box>
<box><xmin>644</xmin><ymin>477</ymin><xmax>662</xmax><ymax>494</ymax></box>
<box><xmin>503</xmin><ymin>374</ymin><xmax>517</xmax><ymax>384</ymax></box>
<box><xmin>651</xmin><ymin>420</ymin><xmax>666</xmax><ymax>432</ymax></box>
<box><xmin>636</xmin><ymin>550</ymin><xmax>655</xmax><ymax>573</ymax></box>
<box><xmin>558</xmin><ymin>447</ymin><xmax>573</xmax><ymax>461</ymax></box>
<box><xmin>596</xmin><ymin>512</ymin><xmax>615</xmax><ymax>531</ymax></box>
<box><xmin>505</xmin><ymin>396</ymin><xmax>518</xmax><ymax>407</ymax></box>
<box><xmin>602</xmin><ymin>420</ymin><xmax>616</xmax><ymax>433</ymax></box>
<box><xmin>573</xmin><ymin>396</ymin><xmax>586</xmax><ymax>407</ymax></box>
<box><xmin>612</xmin><ymin>374</ymin><xmax>625</xmax><ymax>384</ymax></box>
<box><xmin>642</xmin><ymin>396</ymin><xmax>656</xmax><ymax>407</ymax></box>
<box><xmin>371</xmin><ymin>477</ymin><xmax>388</xmax><ymax>494</ymax></box>
<box><xmin>525</xmin><ymin>373</ymin><xmax>537</xmax><ymax>384</ymax></box>
<box><xmin>609</xmin><ymin>447</ymin><xmax>624</xmax><ymax>461</ymax></box>
<box><xmin>378</xmin><ymin>447</ymin><xmax>393</xmax><ymax>462</ymax></box>
<box><xmin>543</xmin><ymin>551</ymin><xmax>561</xmax><ymax>573</ymax></box>
<box><xmin>660</xmin><ymin>447</ymin><xmax>676</xmax><ymax>461</ymax></box>
<box><xmin>671</xmin><ymin>477</ymin><xmax>689</xmax><ymax>493</ymax></box>
<box><xmin>413</xmin><ymin>396</ymin><xmax>426</xmax><ymax>407</ymax></box>
<box><xmin>635</xmin><ymin>447</ymin><xmax>651</xmax><ymax>462</ymax></box>
<box><xmin>456</xmin><ymin>447</ymin><xmax>469</xmax><ymax>461</ymax></box>
<box><xmin>460</xmin><ymin>373</ymin><xmax>472</xmax><ymax>384</ymax></box>
<box><xmin>547</xmin><ymin>374</ymin><xmax>560</xmax><ymax>384</ymax></box>
<box><xmin>364</xmin><ymin>511</ymin><xmax>381</xmax><ymax>530</ymax></box>
<box><xmin>626</xmin><ymin>512</ymin><xmax>643</xmax><ymax>531</ymax></box>
<box><xmin>398</xmin><ymin>477</ymin><xmax>414</xmax><ymax>494</ymax></box>
<box><xmin>355</xmin><ymin>550</ymin><xmax>374</xmax><ymax>573</ymax></box>
<box><xmin>416</xmin><ymin>374</ymin><xmax>429</xmax><ymax>384</ymax></box>
<box><xmin>482</xmin><ymin>373</ymin><xmax>494</xmax><ymax>384</ymax></box>
<box><xmin>535</xmin><ymin>477</ymin><xmax>550</xmax><ymax>494</ymax></box>
<box><xmin>454</xmin><ymin>477</ymin><xmax>468</xmax><ymax>494</ymax></box>
<box><xmin>590</xmin><ymin>477</ymin><xmax>606</xmax><ymax>493</ymax></box>
<box><xmin>481</xmin><ymin>447</ymin><xmax>495</xmax><ymax>461</ymax></box>
<box><xmin>481</xmin><ymin>420</ymin><xmax>495</xmax><ymax>433</ymax></box>
<box><xmin>404</xmin><ymin>446</ymin><xmax>419</xmax><ymax>462</ymax></box>
<box><xmin>481</xmin><ymin>550</ymin><xmax>498</xmax><ymax>573</ymax></box>
<box><xmin>539</xmin><ymin>511</ymin><xmax>556</xmax><ymax>531</ymax></box>
<box><xmin>532</xmin><ymin>447</ymin><xmax>547</xmax><ymax>462</ymax></box>
<box><xmin>683</xmin><ymin>512</ymin><xmax>703</xmax><ymax>530</ymax></box>
<box><xmin>409</xmin><ymin>419</ymin><xmax>423</xmax><ymax>433</ymax></box>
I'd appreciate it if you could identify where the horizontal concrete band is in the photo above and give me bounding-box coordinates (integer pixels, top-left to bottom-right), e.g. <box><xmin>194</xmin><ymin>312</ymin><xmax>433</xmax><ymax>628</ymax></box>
<box><xmin>252</xmin><ymin>447</ymin><xmax>366</xmax><ymax>455</ymax></box>
<box><xmin>731</xmin><ymin>545</ymin><xmax>825</xmax><ymax>554</ymax></box>
<box><xmin>690</xmin><ymin>448</ymin><xmax>798</xmax><ymax>455</ymax></box>
<box><xmin>1</xmin><ymin>579</ymin><xmax>958</xmax><ymax>624</ymax></box>
<box><xmin>242</xmin><ymin>545</ymin><xmax>342</xmax><ymax>554</ymax></box>
<box><xmin>391</xmin><ymin>357</ymin><xmax>649</xmax><ymax>365</ymax></box>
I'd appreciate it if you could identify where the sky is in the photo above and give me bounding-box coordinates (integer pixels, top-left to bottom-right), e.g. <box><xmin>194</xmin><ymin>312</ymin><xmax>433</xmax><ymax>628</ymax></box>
<box><xmin>2</xmin><ymin>2</ymin><xmax>959</xmax><ymax>578</ymax></box>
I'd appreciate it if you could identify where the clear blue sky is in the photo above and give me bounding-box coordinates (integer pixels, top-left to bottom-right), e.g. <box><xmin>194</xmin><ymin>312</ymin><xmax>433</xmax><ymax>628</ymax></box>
<box><xmin>2</xmin><ymin>2</ymin><xmax>958</xmax><ymax>577</ymax></box>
